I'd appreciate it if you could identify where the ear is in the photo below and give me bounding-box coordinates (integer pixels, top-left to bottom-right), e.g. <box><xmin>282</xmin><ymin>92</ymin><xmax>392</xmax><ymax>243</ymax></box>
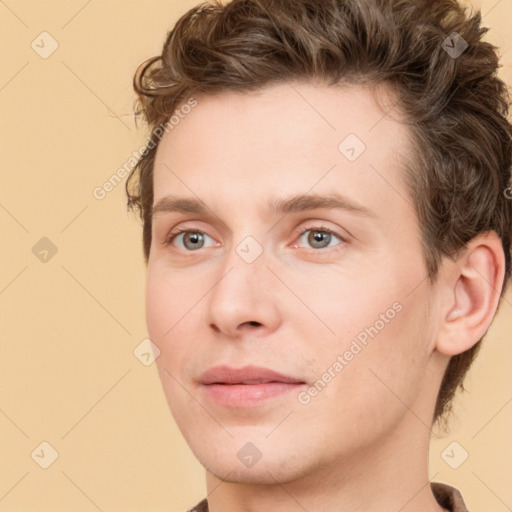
<box><xmin>435</xmin><ymin>231</ymin><xmax>506</xmax><ymax>356</ymax></box>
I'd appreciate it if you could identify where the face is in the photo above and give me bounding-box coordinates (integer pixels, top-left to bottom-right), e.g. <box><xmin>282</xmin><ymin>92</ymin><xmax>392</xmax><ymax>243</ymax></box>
<box><xmin>146</xmin><ymin>82</ymin><xmax>441</xmax><ymax>485</ymax></box>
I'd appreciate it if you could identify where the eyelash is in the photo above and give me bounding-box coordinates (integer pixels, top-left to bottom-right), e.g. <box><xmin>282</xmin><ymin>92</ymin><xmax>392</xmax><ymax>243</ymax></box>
<box><xmin>163</xmin><ymin>224</ymin><xmax>347</xmax><ymax>255</ymax></box>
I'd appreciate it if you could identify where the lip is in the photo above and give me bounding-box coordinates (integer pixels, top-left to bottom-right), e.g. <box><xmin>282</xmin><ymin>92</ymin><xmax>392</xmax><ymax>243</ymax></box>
<box><xmin>199</xmin><ymin>365</ymin><xmax>307</xmax><ymax>408</ymax></box>
<box><xmin>199</xmin><ymin>365</ymin><xmax>305</xmax><ymax>385</ymax></box>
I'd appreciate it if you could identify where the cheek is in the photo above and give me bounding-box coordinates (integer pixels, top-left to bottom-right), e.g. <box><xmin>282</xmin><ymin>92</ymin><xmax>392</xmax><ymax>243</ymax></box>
<box><xmin>145</xmin><ymin>270</ymin><xmax>196</xmax><ymax>415</ymax></box>
<box><xmin>145</xmin><ymin>272</ymin><xmax>172</xmax><ymax>344</ymax></box>
<box><xmin>145</xmin><ymin>266</ymin><xmax>201</xmax><ymax>340</ymax></box>
<box><xmin>338</xmin><ymin>292</ymin><xmax>429</xmax><ymax>416</ymax></box>
<box><xmin>299</xmin><ymin>270</ymin><xmax>431</xmax><ymax>411</ymax></box>
<box><xmin>286</xmin><ymin>269</ymin><xmax>399</xmax><ymax>347</ymax></box>
<box><xmin>145</xmin><ymin>266</ymin><xmax>210</xmax><ymax>380</ymax></box>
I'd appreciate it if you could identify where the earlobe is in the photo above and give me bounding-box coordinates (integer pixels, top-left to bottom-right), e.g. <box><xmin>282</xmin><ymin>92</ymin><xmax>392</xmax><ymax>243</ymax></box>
<box><xmin>436</xmin><ymin>232</ymin><xmax>505</xmax><ymax>357</ymax></box>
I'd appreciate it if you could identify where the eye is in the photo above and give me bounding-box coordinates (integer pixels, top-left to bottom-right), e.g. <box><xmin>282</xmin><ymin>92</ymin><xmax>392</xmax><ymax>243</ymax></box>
<box><xmin>164</xmin><ymin>229</ymin><xmax>217</xmax><ymax>251</ymax></box>
<box><xmin>294</xmin><ymin>225</ymin><xmax>345</xmax><ymax>251</ymax></box>
<box><xmin>163</xmin><ymin>225</ymin><xmax>346</xmax><ymax>254</ymax></box>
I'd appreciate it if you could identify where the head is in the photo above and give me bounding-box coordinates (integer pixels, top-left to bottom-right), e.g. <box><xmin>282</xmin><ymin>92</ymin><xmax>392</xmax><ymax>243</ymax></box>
<box><xmin>126</xmin><ymin>0</ymin><xmax>512</xmax><ymax>481</ymax></box>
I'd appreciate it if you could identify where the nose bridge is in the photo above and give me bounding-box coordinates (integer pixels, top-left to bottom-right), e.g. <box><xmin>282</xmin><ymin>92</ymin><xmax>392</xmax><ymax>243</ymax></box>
<box><xmin>206</xmin><ymin>230</ymin><xmax>279</xmax><ymax>335</ymax></box>
<box><xmin>234</xmin><ymin>233</ymin><xmax>265</xmax><ymax>267</ymax></box>
<box><xmin>215</xmin><ymin>232</ymin><xmax>267</xmax><ymax>300</ymax></box>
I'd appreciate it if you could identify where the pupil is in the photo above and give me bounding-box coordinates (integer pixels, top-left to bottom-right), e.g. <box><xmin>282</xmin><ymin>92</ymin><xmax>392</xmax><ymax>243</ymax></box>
<box><xmin>310</xmin><ymin>230</ymin><xmax>330</xmax><ymax>248</ymax></box>
<box><xmin>186</xmin><ymin>232</ymin><xmax>203</xmax><ymax>249</ymax></box>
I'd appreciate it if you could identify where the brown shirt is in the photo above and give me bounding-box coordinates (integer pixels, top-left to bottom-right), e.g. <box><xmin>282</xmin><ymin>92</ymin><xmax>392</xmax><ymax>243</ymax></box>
<box><xmin>186</xmin><ymin>482</ymin><xmax>469</xmax><ymax>512</ymax></box>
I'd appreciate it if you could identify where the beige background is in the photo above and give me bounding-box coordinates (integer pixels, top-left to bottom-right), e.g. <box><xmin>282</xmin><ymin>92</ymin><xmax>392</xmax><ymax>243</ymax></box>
<box><xmin>0</xmin><ymin>1</ymin><xmax>510</xmax><ymax>511</ymax></box>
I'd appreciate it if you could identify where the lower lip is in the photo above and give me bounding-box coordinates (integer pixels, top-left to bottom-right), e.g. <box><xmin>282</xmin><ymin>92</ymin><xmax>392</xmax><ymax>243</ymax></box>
<box><xmin>202</xmin><ymin>382</ymin><xmax>305</xmax><ymax>408</ymax></box>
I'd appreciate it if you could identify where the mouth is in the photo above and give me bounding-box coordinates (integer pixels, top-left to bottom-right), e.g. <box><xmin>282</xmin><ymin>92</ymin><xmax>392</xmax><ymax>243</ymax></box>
<box><xmin>198</xmin><ymin>365</ymin><xmax>307</xmax><ymax>408</ymax></box>
<box><xmin>208</xmin><ymin>379</ymin><xmax>301</xmax><ymax>385</ymax></box>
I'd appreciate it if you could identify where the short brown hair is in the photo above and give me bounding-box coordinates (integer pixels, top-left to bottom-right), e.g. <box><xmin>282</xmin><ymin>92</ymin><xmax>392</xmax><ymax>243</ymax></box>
<box><xmin>125</xmin><ymin>0</ymin><xmax>512</xmax><ymax>428</ymax></box>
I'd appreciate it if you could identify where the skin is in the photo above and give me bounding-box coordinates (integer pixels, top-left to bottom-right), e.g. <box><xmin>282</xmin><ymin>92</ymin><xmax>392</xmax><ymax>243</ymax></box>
<box><xmin>145</xmin><ymin>81</ymin><xmax>505</xmax><ymax>512</ymax></box>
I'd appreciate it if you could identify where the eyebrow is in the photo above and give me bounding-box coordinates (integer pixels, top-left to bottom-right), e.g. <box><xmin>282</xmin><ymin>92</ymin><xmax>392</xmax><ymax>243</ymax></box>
<box><xmin>151</xmin><ymin>192</ymin><xmax>376</xmax><ymax>219</ymax></box>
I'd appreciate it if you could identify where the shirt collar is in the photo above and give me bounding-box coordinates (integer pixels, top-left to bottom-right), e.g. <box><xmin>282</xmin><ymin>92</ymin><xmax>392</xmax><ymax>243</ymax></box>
<box><xmin>187</xmin><ymin>481</ymin><xmax>469</xmax><ymax>512</ymax></box>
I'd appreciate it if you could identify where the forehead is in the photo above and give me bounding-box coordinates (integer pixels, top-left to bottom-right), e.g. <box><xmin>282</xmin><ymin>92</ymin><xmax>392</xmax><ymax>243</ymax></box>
<box><xmin>152</xmin><ymin>81</ymin><xmax>413</xmax><ymax>216</ymax></box>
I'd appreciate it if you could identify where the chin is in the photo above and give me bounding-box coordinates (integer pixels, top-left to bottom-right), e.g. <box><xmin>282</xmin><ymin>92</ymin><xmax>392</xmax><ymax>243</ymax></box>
<box><xmin>195</xmin><ymin>440</ymin><xmax>311</xmax><ymax>485</ymax></box>
<box><xmin>205</xmin><ymin>459</ymin><xmax>306</xmax><ymax>485</ymax></box>
<box><xmin>211</xmin><ymin>466</ymin><xmax>275</xmax><ymax>484</ymax></box>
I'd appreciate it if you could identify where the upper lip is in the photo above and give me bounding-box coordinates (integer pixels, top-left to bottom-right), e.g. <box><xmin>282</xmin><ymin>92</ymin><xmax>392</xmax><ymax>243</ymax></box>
<box><xmin>199</xmin><ymin>365</ymin><xmax>305</xmax><ymax>385</ymax></box>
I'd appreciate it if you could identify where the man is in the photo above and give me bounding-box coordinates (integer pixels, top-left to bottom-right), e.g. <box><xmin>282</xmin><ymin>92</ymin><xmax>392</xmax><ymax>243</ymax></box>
<box><xmin>125</xmin><ymin>0</ymin><xmax>512</xmax><ymax>510</ymax></box>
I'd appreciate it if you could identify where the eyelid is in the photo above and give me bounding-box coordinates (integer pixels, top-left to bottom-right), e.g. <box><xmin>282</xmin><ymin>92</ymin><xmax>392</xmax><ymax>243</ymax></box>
<box><xmin>161</xmin><ymin>218</ymin><xmax>217</xmax><ymax>242</ymax></box>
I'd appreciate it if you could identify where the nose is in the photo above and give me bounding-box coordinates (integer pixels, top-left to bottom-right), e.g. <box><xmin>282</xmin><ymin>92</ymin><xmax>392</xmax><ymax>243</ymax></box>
<box><xmin>206</xmin><ymin>241</ymin><xmax>282</xmax><ymax>338</ymax></box>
